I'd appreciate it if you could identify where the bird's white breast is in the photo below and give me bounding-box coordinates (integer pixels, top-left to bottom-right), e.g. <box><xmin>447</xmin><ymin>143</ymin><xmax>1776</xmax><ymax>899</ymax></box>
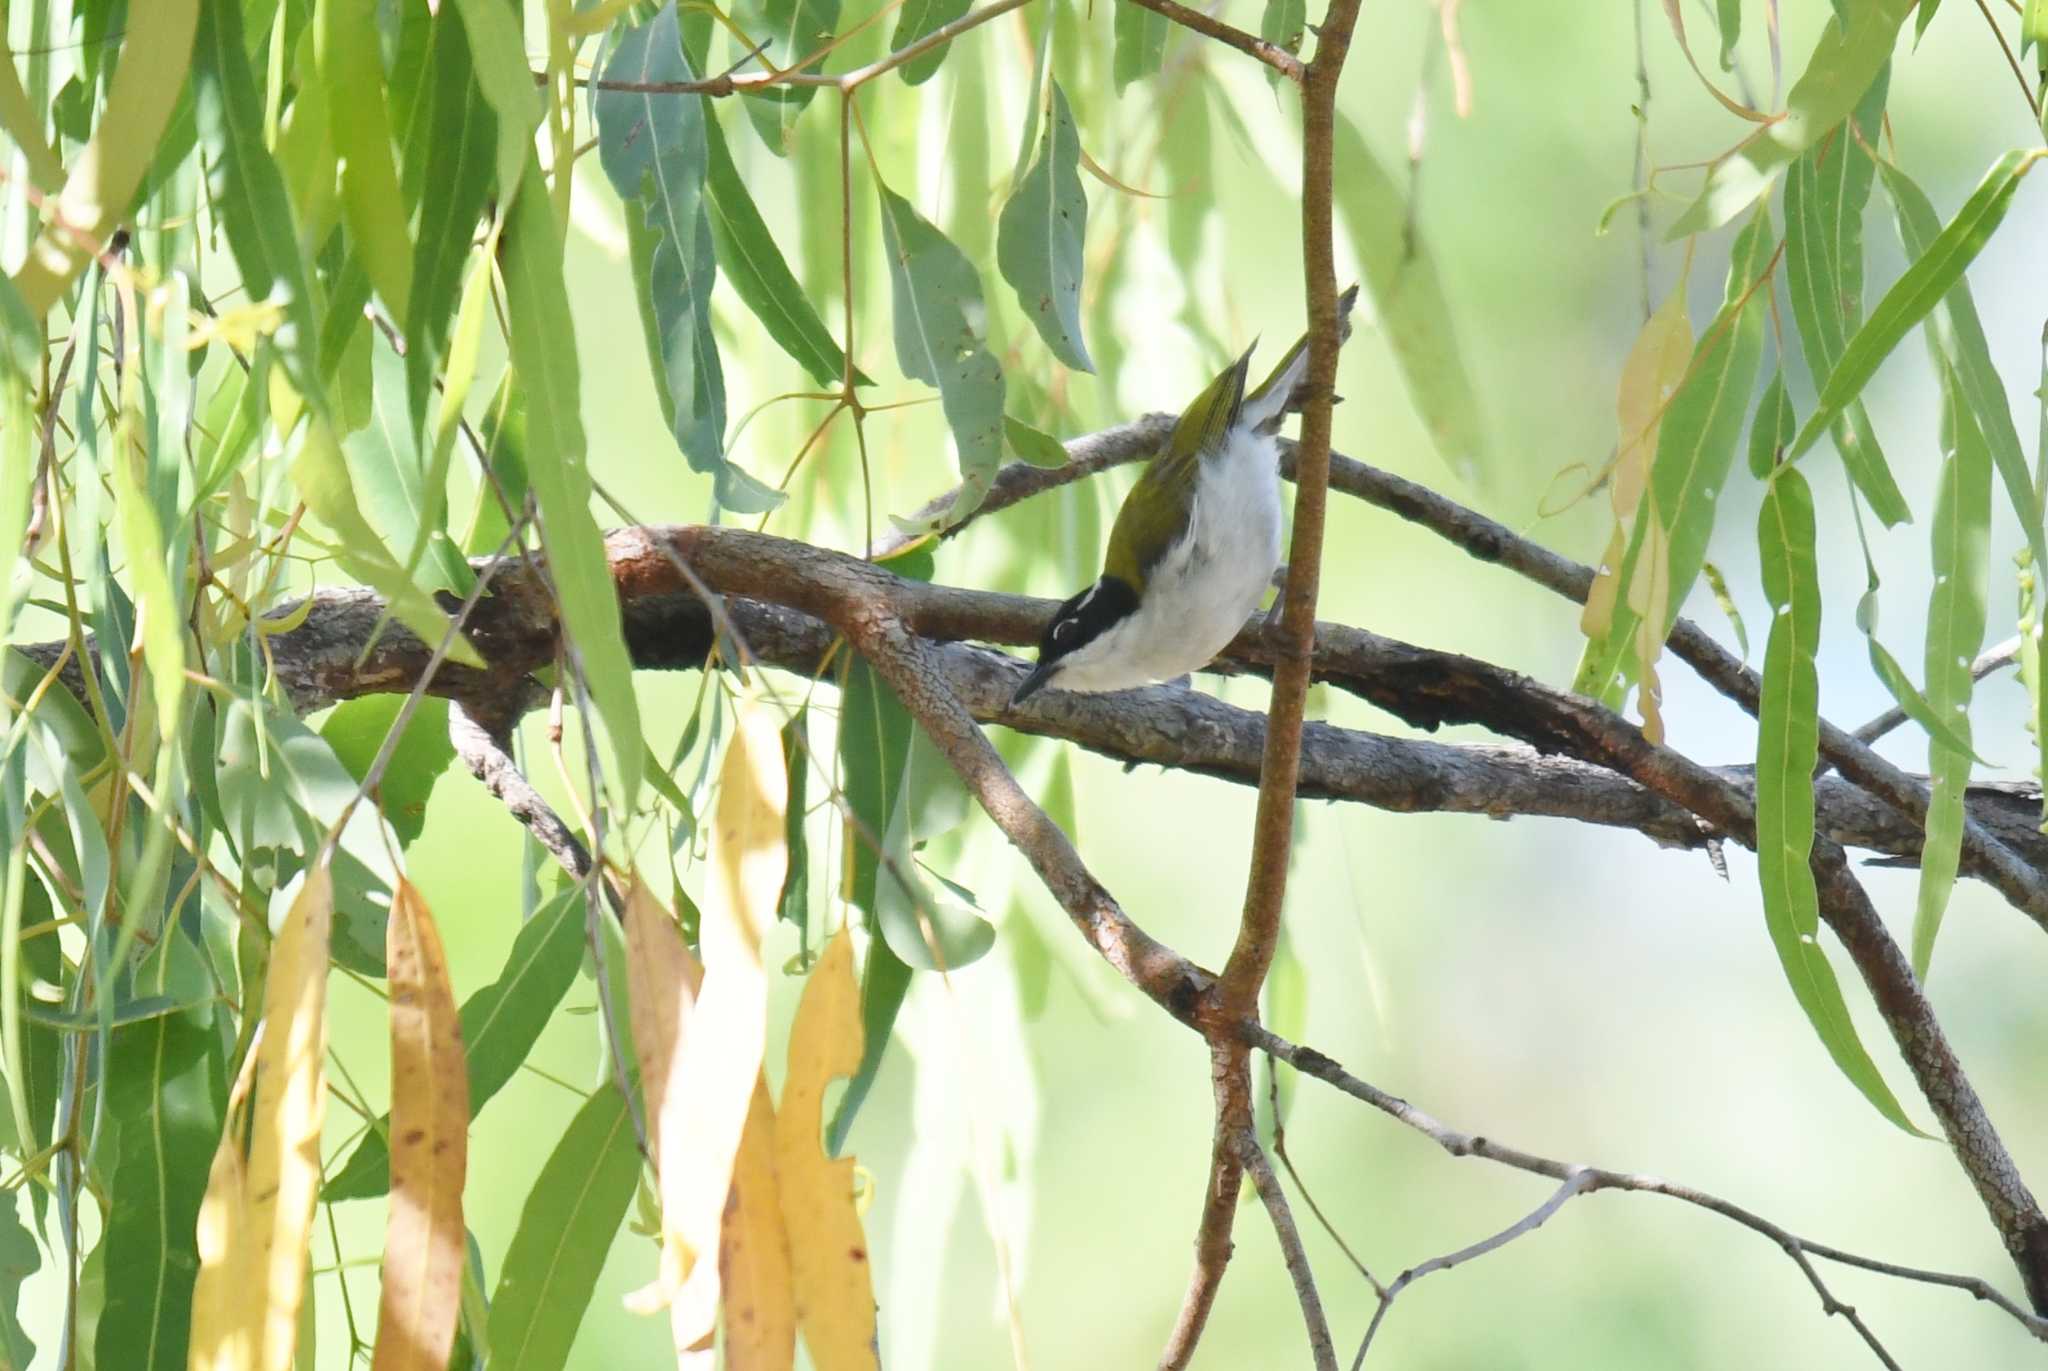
<box><xmin>1051</xmin><ymin>428</ymin><xmax>1285</xmax><ymax>692</ymax></box>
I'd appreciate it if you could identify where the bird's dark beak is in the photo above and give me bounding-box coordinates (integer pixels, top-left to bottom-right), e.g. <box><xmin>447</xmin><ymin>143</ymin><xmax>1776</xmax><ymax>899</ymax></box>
<box><xmin>1010</xmin><ymin>660</ymin><xmax>1056</xmax><ymax>707</ymax></box>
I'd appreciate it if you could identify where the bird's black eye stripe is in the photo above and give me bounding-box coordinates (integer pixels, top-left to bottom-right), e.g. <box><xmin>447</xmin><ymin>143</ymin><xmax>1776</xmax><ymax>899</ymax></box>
<box><xmin>1053</xmin><ymin>618</ymin><xmax>1075</xmax><ymax>641</ymax></box>
<box><xmin>1034</xmin><ymin>576</ymin><xmax>1140</xmax><ymax>665</ymax></box>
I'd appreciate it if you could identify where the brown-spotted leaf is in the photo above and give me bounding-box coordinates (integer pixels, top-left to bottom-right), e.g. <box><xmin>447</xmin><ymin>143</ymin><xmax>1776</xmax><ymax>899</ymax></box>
<box><xmin>720</xmin><ymin>1080</ymin><xmax>796</xmax><ymax>1371</ymax></box>
<box><xmin>371</xmin><ymin>880</ymin><xmax>470</xmax><ymax>1371</ymax></box>
<box><xmin>775</xmin><ymin>929</ymin><xmax>877</xmax><ymax>1371</ymax></box>
<box><xmin>190</xmin><ymin>865</ymin><xmax>334</xmax><ymax>1371</ymax></box>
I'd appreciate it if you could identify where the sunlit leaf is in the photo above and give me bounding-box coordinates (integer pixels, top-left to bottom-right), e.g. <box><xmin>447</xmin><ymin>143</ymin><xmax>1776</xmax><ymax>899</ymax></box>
<box><xmin>1914</xmin><ymin>367</ymin><xmax>1991</xmax><ymax>977</ymax></box>
<box><xmin>401</xmin><ymin>6</ymin><xmax>497</xmax><ymax>436</ymax></box>
<box><xmin>878</xmin><ymin>185</ymin><xmax>1007</xmax><ymax>521</ymax></box>
<box><xmin>1747</xmin><ymin>369</ymin><xmax>1794</xmax><ymax>479</ymax></box>
<box><xmin>343</xmin><ymin>335</ymin><xmax>473</xmax><ymax>593</ymax></box>
<box><xmin>373</xmin><ymin>881</ymin><xmax>470</xmax><ymax>1371</ymax></box>
<box><xmin>996</xmin><ymin>79</ymin><xmax>1092</xmax><ymax>372</ymax></box>
<box><xmin>447</xmin><ymin>0</ymin><xmax>540</xmax><ymax>195</ymax></box>
<box><xmin>621</xmin><ymin>875</ymin><xmax>704</xmax><ymax>1326</ymax></box>
<box><xmin>12</xmin><ymin>0</ymin><xmax>199</xmax><ymax>314</ymax></box>
<box><xmin>192</xmin><ymin>0</ymin><xmax>318</xmax><ymax>394</ymax></box>
<box><xmin>485</xmin><ymin>1083</ymin><xmax>643</xmax><ymax>1370</ymax></box>
<box><xmin>326</xmin><ymin>888</ymin><xmax>584</xmax><ymax>1202</ymax></box>
<box><xmin>1668</xmin><ymin>0</ymin><xmax>1915</xmax><ymax>235</ymax></box>
<box><xmin>775</xmin><ymin>929</ymin><xmax>878</xmax><ymax>1369</ymax></box>
<box><xmin>0</xmin><ymin>1193</ymin><xmax>35</xmax><ymax>1369</ymax></box>
<box><xmin>1781</xmin><ymin>70</ymin><xmax>1908</xmax><ymax>524</ymax></box>
<box><xmin>1577</xmin><ymin>205</ymin><xmax>1773</xmax><ymax>707</ymax></box>
<box><xmin>1331</xmin><ymin>112</ymin><xmax>1487</xmax><ymax>477</ymax></box>
<box><xmin>499</xmin><ymin>161</ymin><xmax>645</xmax><ymax>806</ymax></box>
<box><xmin>722</xmin><ymin>1082</ymin><xmax>797</xmax><ymax>1370</ymax></box>
<box><xmin>1754</xmin><ymin>472</ymin><xmax>1920</xmax><ymax>1133</ymax></box>
<box><xmin>190</xmin><ymin>866</ymin><xmax>335</xmax><ymax>1371</ymax></box>
<box><xmin>316</xmin><ymin>0</ymin><xmax>414</xmax><ymax>311</ymax></box>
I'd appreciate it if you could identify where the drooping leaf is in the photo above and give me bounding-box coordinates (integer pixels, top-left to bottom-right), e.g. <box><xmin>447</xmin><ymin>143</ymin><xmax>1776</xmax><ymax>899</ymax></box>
<box><xmin>704</xmin><ymin>117</ymin><xmax>862</xmax><ymax>389</ymax></box>
<box><xmin>94</xmin><ymin>1004</ymin><xmax>225</xmax><ymax>1371</ymax></box>
<box><xmin>401</xmin><ymin>6</ymin><xmax>497</xmax><ymax>436</ymax></box>
<box><xmin>1715</xmin><ymin>0</ymin><xmax>1741</xmax><ymax>66</ymax></box>
<box><xmin>1262</xmin><ymin>0</ymin><xmax>1308</xmax><ymax>64</ymax></box>
<box><xmin>1331</xmin><ymin>112</ymin><xmax>1487</xmax><ymax>477</ymax></box>
<box><xmin>890</xmin><ymin>0</ymin><xmax>972</xmax><ymax>84</ymax></box>
<box><xmin>1868</xmin><ymin>156</ymin><xmax>2048</xmax><ymax>590</ymax></box>
<box><xmin>485</xmin><ymin>1084</ymin><xmax>643</xmax><ymax>1370</ymax></box>
<box><xmin>12</xmin><ymin>0</ymin><xmax>200</xmax><ymax>314</ymax></box>
<box><xmin>621</xmin><ymin>875</ymin><xmax>704</xmax><ymax>1330</ymax></box>
<box><xmin>499</xmin><ymin>161</ymin><xmax>645</xmax><ymax>807</ymax></box>
<box><xmin>342</xmin><ymin>334</ymin><xmax>473</xmax><ymax>593</ymax></box>
<box><xmin>597</xmin><ymin>5</ymin><xmax>781</xmax><ymax>514</ymax></box>
<box><xmin>1577</xmin><ymin>205</ymin><xmax>1774</xmax><ymax>708</ymax></box>
<box><xmin>996</xmin><ymin>79</ymin><xmax>1092</xmax><ymax>372</ymax></box>
<box><xmin>372</xmin><ymin>881</ymin><xmax>470</xmax><ymax>1371</ymax></box>
<box><xmin>874</xmin><ymin>732</ymin><xmax>993</xmax><ymax>971</ymax></box>
<box><xmin>627</xmin><ymin>701</ymin><xmax>788</xmax><ymax>1345</ymax></box>
<box><xmin>1004</xmin><ymin>416</ymin><xmax>1070</xmax><ymax>469</ymax></box>
<box><xmin>191</xmin><ymin>0</ymin><xmax>318</xmax><ymax>394</ymax></box>
<box><xmin>447</xmin><ymin>0</ymin><xmax>541</xmax><ymax>196</ymax></box>
<box><xmin>291</xmin><ymin>417</ymin><xmax>484</xmax><ymax>667</ymax></box>
<box><xmin>779</xmin><ymin>711</ymin><xmax>812</xmax><ymax>936</ymax></box>
<box><xmin>1668</xmin><ymin>0</ymin><xmax>1915</xmax><ymax>236</ymax></box>
<box><xmin>316</xmin><ymin>0</ymin><xmax>415</xmax><ymax>311</ymax></box>
<box><xmin>1754</xmin><ymin>472</ymin><xmax>1920</xmax><ymax>1132</ymax></box>
<box><xmin>189</xmin><ymin>866</ymin><xmax>335</xmax><ymax>1371</ymax></box>
<box><xmin>1914</xmin><ymin>368</ymin><xmax>1992</xmax><ymax>978</ymax></box>
<box><xmin>1111</xmin><ymin>0</ymin><xmax>1170</xmax><ymax>90</ymax></box>
<box><xmin>0</xmin><ymin>1193</ymin><xmax>35</xmax><ymax>1370</ymax></box>
<box><xmin>775</xmin><ymin>929</ymin><xmax>879</xmax><ymax>1370</ymax></box>
<box><xmin>325</xmin><ymin>888</ymin><xmax>583</xmax><ymax>1201</ymax></box>
<box><xmin>1748</xmin><ymin>369</ymin><xmax>1795</xmax><ymax>479</ymax></box>
<box><xmin>1781</xmin><ymin>69</ymin><xmax>1909</xmax><ymax>524</ymax></box>
<box><xmin>721</xmin><ymin>1081</ymin><xmax>797</xmax><ymax>1370</ymax></box>
<box><xmin>877</xmin><ymin>185</ymin><xmax>1007</xmax><ymax>521</ymax></box>
<box><xmin>733</xmin><ymin>0</ymin><xmax>841</xmax><ymax>152</ymax></box>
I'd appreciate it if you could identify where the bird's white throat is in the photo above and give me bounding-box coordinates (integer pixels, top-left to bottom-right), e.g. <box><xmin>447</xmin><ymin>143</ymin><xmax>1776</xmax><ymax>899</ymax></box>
<box><xmin>1048</xmin><ymin>426</ymin><xmax>1285</xmax><ymax>692</ymax></box>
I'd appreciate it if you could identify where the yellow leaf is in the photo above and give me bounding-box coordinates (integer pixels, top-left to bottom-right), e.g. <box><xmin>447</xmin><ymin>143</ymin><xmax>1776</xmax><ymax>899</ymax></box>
<box><xmin>1613</xmin><ymin>284</ymin><xmax>1693</xmax><ymax>518</ymax></box>
<box><xmin>775</xmin><ymin>930</ymin><xmax>878</xmax><ymax>1371</ymax></box>
<box><xmin>621</xmin><ymin>875</ymin><xmax>703</xmax><ymax>1320</ymax></box>
<box><xmin>1578</xmin><ymin>524</ymin><xmax>1627</xmax><ymax>641</ymax></box>
<box><xmin>1628</xmin><ymin>515</ymin><xmax>1673</xmax><ymax>744</ymax></box>
<box><xmin>720</xmin><ymin>1080</ymin><xmax>796</xmax><ymax>1371</ymax></box>
<box><xmin>636</xmin><ymin>697</ymin><xmax>789</xmax><ymax>1355</ymax></box>
<box><xmin>12</xmin><ymin>0</ymin><xmax>200</xmax><ymax>314</ymax></box>
<box><xmin>371</xmin><ymin>881</ymin><xmax>470</xmax><ymax>1371</ymax></box>
<box><xmin>191</xmin><ymin>866</ymin><xmax>335</xmax><ymax>1371</ymax></box>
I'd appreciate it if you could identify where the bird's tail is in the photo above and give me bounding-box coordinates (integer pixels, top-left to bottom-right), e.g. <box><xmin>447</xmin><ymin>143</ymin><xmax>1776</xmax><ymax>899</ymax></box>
<box><xmin>1238</xmin><ymin>284</ymin><xmax>1361</xmax><ymax>435</ymax></box>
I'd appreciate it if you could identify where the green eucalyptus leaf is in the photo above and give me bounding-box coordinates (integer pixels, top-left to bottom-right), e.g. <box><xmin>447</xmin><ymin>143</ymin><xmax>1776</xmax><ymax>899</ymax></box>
<box><xmin>1112</xmin><ymin>0</ymin><xmax>1170</xmax><ymax>90</ymax></box>
<box><xmin>1914</xmin><ymin>366</ymin><xmax>1992</xmax><ymax>978</ymax></box>
<box><xmin>342</xmin><ymin>333</ymin><xmax>473</xmax><ymax>593</ymax></box>
<box><xmin>318</xmin><ymin>0</ymin><xmax>415</xmax><ymax>312</ymax></box>
<box><xmin>485</xmin><ymin>1084</ymin><xmax>643</xmax><ymax>1369</ymax></box>
<box><xmin>192</xmin><ymin>0</ymin><xmax>319</xmax><ymax>396</ymax></box>
<box><xmin>499</xmin><ymin>160</ymin><xmax>646</xmax><ymax>809</ymax></box>
<box><xmin>596</xmin><ymin>5</ymin><xmax>781</xmax><ymax>514</ymax></box>
<box><xmin>1332</xmin><ymin>112</ymin><xmax>1486</xmax><ymax>477</ymax></box>
<box><xmin>891</xmin><ymin>0</ymin><xmax>972</xmax><ymax>84</ymax></box>
<box><xmin>1669</xmin><ymin>0</ymin><xmax>1915</xmax><ymax>236</ymax></box>
<box><xmin>93</xmin><ymin>1007</ymin><xmax>224</xmax><ymax>1371</ymax></box>
<box><xmin>1781</xmin><ymin>70</ymin><xmax>1908</xmax><ymax>524</ymax></box>
<box><xmin>320</xmin><ymin>695</ymin><xmax>454</xmax><ymax>847</ymax></box>
<box><xmin>878</xmin><ymin>185</ymin><xmax>1006</xmax><ymax>520</ymax></box>
<box><xmin>1005</xmin><ymin>416</ymin><xmax>1070</xmax><ymax>469</ymax></box>
<box><xmin>996</xmin><ymin>79</ymin><xmax>1093</xmax><ymax>372</ymax></box>
<box><xmin>704</xmin><ymin>117</ymin><xmax>863</xmax><ymax>389</ymax></box>
<box><xmin>0</xmin><ymin>1192</ymin><xmax>34</xmax><ymax>1370</ymax></box>
<box><xmin>1754</xmin><ymin>467</ymin><xmax>1921</xmax><ymax>1134</ymax></box>
<box><xmin>1870</xmin><ymin>157</ymin><xmax>2048</xmax><ymax>588</ymax></box>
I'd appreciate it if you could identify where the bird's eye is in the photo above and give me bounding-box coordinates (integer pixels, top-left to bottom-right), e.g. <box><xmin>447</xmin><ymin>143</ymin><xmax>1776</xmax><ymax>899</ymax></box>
<box><xmin>1053</xmin><ymin>618</ymin><xmax>1073</xmax><ymax>641</ymax></box>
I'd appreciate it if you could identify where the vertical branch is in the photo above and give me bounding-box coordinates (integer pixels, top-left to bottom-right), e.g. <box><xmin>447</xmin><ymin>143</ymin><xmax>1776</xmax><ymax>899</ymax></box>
<box><xmin>1164</xmin><ymin>4</ymin><xmax>1369</xmax><ymax>1366</ymax></box>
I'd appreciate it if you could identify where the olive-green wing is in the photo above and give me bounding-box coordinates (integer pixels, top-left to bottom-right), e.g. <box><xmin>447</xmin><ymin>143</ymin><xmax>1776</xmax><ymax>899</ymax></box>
<box><xmin>1103</xmin><ymin>348</ymin><xmax>1253</xmax><ymax>589</ymax></box>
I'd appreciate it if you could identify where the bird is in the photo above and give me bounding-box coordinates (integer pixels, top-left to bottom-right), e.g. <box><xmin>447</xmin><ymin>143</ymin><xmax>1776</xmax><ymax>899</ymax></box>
<box><xmin>1010</xmin><ymin>287</ymin><xmax>1359</xmax><ymax>706</ymax></box>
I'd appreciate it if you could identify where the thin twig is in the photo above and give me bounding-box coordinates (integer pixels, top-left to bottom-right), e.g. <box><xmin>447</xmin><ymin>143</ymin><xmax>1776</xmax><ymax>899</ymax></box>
<box><xmin>1248</xmin><ymin>1024</ymin><xmax>2041</xmax><ymax>1359</ymax></box>
<box><xmin>1241</xmin><ymin>1132</ymin><xmax>1338</xmax><ymax>1371</ymax></box>
<box><xmin>1121</xmin><ymin>0</ymin><xmax>1307</xmax><ymax>82</ymax></box>
<box><xmin>1851</xmin><ymin>635</ymin><xmax>2020</xmax><ymax>745</ymax></box>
